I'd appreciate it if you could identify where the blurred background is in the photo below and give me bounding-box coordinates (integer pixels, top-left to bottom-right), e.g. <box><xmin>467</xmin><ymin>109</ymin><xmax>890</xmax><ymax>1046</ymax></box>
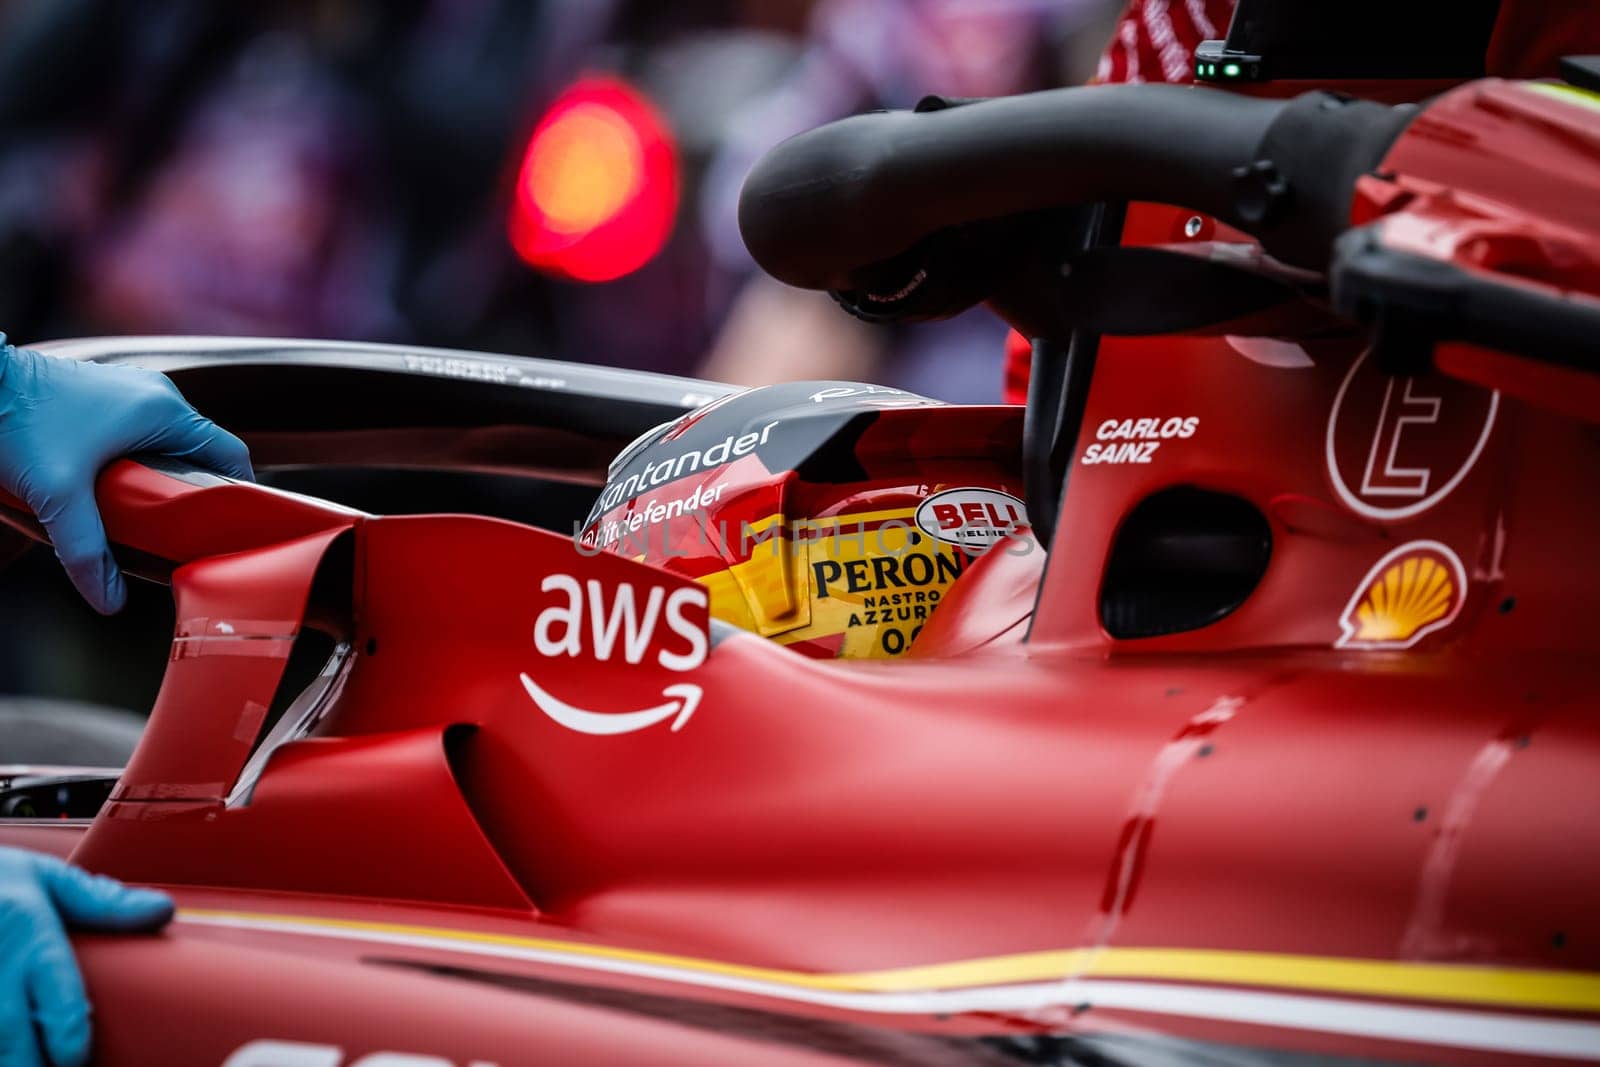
<box><xmin>0</xmin><ymin>0</ymin><xmax>1126</xmax><ymax>395</ymax></box>
<box><xmin>0</xmin><ymin>0</ymin><xmax>1127</xmax><ymax>725</ymax></box>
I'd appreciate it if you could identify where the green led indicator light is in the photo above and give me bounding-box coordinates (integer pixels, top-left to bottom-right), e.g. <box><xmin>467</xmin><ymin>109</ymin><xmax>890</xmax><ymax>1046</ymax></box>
<box><xmin>1223</xmin><ymin>63</ymin><xmax>1241</xmax><ymax>77</ymax></box>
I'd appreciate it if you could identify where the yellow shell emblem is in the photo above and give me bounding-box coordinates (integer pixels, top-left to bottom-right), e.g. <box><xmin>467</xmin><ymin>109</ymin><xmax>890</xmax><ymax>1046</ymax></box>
<box><xmin>1338</xmin><ymin>541</ymin><xmax>1466</xmax><ymax>649</ymax></box>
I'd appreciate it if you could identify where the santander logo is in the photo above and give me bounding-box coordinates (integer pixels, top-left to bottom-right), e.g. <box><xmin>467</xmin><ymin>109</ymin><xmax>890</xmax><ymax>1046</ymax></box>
<box><xmin>521</xmin><ymin>574</ymin><xmax>710</xmax><ymax>736</ymax></box>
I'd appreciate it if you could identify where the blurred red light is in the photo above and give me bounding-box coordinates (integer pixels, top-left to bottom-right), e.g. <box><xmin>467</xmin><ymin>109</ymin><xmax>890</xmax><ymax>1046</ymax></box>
<box><xmin>509</xmin><ymin>77</ymin><xmax>678</xmax><ymax>283</ymax></box>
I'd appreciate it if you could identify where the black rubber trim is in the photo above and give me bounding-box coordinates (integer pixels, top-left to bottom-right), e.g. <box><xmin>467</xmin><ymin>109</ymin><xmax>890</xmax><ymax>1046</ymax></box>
<box><xmin>740</xmin><ymin>85</ymin><xmax>1289</xmax><ymax>291</ymax></box>
<box><xmin>740</xmin><ymin>83</ymin><xmax>1417</xmax><ymax>307</ymax></box>
<box><xmin>32</xmin><ymin>337</ymin><xmax>735</xmax><ymax>487</ymax></box>
<box><xmin>1020</xmin><ymin>202</ymin><xmax>1124</xmax><ymax>553</ymax></box>
<box><xmin>1330</xmin><ymin>226</ymin><xmax>1600</xmax><ymax>374</ymax></box>
<box><xmin>1021</xmin><ymin>338</ymin><xmax>1068</xmax><ymax>552</ymax></box>
<box><xmin>1247</xmin><ymin>92</ymin><xmax>1417</xmax><ymax>269</ymax></box>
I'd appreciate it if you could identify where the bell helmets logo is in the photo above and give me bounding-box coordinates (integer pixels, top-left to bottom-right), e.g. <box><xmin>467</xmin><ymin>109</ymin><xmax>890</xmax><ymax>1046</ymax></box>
<box><xmin>1326</xmin><ymin>349</ymin><xmax>1499</xmax><ymax>520</ymax></box>
<box><xmin>1337</xmin><ymin>540</ymin><xmax>1467</xmax><ymax>650</ymax></box>
<box><xmin>520</xmin><ymin>574</ymin><xmax>710</xmax><ymax>735</ymax></box>
<box><xmin>915</xmin><ymin>488</ymin><xmax>1027</xmax><ymax>550</ymax></box>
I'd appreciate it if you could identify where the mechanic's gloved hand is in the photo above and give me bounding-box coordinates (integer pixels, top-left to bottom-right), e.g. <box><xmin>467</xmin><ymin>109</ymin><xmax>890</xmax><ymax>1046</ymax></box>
<box><xmin>0</xmin><ymin>335</ymin><xmax>253</xmax><ymax>613</ymax></box>
<box><xmin>0</xmin><ymin>846</ymin><xmax>174</xmax><ymax>1067</ymax></box>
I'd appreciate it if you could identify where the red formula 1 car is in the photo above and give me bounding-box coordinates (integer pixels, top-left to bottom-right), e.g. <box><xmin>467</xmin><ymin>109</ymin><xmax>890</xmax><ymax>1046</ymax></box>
<box><xmin>4</xmin><ymin>7</ymin><xmax>1600</xmax><ymax>1067</ymax></box>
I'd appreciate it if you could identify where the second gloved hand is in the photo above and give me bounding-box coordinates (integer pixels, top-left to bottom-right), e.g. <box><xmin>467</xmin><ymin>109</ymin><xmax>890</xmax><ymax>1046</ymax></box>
<box><xmin>0</xmin><ymin>846</ymin><xmax>174</xmax><ymax>1067</ymax></box>
<box><xmin>0</xmin><ymin>336</ymin><xmax>254</xmax><ymax>613</ymax></box>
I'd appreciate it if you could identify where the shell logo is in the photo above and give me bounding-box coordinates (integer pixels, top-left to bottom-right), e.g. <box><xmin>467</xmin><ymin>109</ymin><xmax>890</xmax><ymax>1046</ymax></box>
<box><xmin>1337</xmin><ymin>540</ymin><xmax>1467</xmax><ymax>650</ymax></box>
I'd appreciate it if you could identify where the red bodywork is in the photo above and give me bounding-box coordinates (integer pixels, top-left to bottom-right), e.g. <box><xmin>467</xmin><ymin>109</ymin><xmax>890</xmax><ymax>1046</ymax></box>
<box><xmin>3</xmin><ymin>77</ymin><xmax>1600</xmax><ymax>1066</ymax></box>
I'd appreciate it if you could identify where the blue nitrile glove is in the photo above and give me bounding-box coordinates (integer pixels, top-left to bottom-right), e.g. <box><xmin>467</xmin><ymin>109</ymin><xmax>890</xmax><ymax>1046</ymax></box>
<box><xmin>0</xmin><ymin>335</ymin><xmax>253</xmax><ymax>613</ymax></box>
<box><xmin>0</xmin><ymin>846</ymin><xmax>174</xmax><ymax>1067</ymax></box>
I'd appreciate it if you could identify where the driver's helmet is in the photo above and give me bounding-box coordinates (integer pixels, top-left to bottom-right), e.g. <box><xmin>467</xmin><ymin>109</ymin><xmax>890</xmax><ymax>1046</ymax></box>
<box><xmin>580</xmin><ymin>381</ymin><xmax>1026</xmax><ymax>658</ymax></box>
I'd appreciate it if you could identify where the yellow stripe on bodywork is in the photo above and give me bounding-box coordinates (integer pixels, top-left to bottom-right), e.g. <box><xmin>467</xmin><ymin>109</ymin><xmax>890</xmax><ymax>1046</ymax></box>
<box><xmin>178</xmin><ymin>909</ymin><xmax>1600</xmax><ymax>1014</ymax></box>
<box><xmin>1523</xmin><ymin>81</ymin><xmax>1600</xmax><ymax>115</ymax></box>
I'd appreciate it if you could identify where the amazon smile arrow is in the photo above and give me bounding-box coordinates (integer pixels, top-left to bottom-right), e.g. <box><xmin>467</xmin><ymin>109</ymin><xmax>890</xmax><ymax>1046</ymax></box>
<box><xmin>520</xmin><ymin>673</ymin><xmax>703</xmax><ymax>735</ymax></box>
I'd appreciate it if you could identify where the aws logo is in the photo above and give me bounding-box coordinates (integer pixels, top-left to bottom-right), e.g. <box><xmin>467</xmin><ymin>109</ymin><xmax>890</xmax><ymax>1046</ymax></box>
<box><xmin>522</xmin><ymin>574</ymin><xmax>711</xmax><ymax>736</ymax></box>
<box><xmin>1337</xmin><ymin>541</ymin><xmax>1466</xmax><ymax>650</ymax></box>
<box><xmin>532</xmin><ymin>574</ymin><xmax>707</xmax><ymax>671</ymax></box>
